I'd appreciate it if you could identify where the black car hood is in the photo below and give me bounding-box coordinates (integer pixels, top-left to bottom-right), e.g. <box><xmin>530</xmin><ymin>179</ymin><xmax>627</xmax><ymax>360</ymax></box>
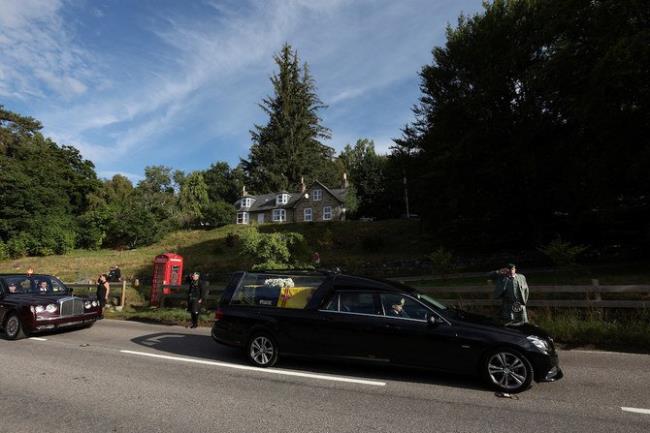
<box><xmin>446</xmin><ymin>308</ymin><xmax>550</xmax><ymax>339</ymax></box>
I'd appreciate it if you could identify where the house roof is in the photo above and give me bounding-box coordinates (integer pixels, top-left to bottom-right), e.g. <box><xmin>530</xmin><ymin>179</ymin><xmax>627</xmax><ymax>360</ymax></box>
<box><xmin>236</xmin><ymin>180</ymin><xmax>347</xmax><ymax>212</ymax></box>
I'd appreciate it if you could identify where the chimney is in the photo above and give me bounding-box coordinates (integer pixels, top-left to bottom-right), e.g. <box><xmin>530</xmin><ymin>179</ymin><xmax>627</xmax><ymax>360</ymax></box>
<box><xmin>242</xmin><ymin>185</ymin><xmax>247</xmax><ymax>197</ymax></box>
<box><xmin>342</xmin><ymin>172</ymin><xmax>349</xmax><ymax>188</ymax></box>
<box><xmin>300</xmin><ymin>176</ymin><xmax>306</xmax><ymax>193</ymax></box>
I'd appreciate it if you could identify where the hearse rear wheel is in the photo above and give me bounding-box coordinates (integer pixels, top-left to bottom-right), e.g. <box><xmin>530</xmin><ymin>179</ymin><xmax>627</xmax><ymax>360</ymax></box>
<box><xmin>247</xmin><ymin>333</ymin><xmax>278</xmax><ymax>368</ymax></box>
<box><xmin>4</xmin><ymin>314</ymin><xmax>26</xmax><ymax>340</ymax></box>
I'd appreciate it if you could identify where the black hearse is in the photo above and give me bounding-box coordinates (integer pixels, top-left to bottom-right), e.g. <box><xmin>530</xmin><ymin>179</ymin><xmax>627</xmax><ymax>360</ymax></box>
<box><xmin>211</xmin><ymin>271</ymin><xmax>562</xmax><ymax>393</ymax></box>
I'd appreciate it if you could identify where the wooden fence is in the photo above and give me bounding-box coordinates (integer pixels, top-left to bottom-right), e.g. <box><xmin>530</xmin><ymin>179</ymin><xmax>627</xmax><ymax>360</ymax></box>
<box><xmin>66</xmin><ymin>281</ymin><xmax>127</xmax><ymax>307</ymax></box>
<box><xmin>147</xmin><ymin>280</ymin><xmax>650</xmax><ymax>309</ymax></box>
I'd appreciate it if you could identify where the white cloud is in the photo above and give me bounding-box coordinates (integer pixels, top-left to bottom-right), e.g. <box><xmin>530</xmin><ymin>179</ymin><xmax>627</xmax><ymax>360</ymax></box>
<box><xmin>2</xmin><ymin>0</ymin><xmax>483</xmax><ymax>173</ymax></box>
<box><xmin>0</xmin><ymin>0</ymin><xmax>98</xmax><ymax>99</ymax></box>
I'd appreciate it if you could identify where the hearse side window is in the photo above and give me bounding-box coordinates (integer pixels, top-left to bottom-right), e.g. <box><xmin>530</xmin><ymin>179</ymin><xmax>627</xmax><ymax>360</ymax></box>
<box><xmin>323</xmin><ymin>293</ymin><xmax>339</xmax><ymax>311</ymax></box>
<box><xmin>380</xmin><ymin>293</ymin><xmax>431</xmax><ymax>321</ymax></box>
<box><xmin>338</xmin><ymin>292</ymin><xmax>379</xmax><ymax>315</ymax></box>
<box><xmin>230</xmin><ymin>273</ymin><xmax>326</xmax><ymax>309</ymax></box>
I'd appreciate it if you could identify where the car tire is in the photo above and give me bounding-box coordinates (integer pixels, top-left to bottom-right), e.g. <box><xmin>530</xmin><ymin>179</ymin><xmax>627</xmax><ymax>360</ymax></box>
<box><xmin>246</xmin><ymin>332</ymin><xmax>278</xmax><ymax>368</ymax></box>
<box><xmin>482</xmin><ymin>348</ymin><xmax>533</xmax><ymax>393</ymax></box>
<box><xmin>4</xmin><ymin>314</ymin><xmax>26</xmax><ymax>340</ymax></box>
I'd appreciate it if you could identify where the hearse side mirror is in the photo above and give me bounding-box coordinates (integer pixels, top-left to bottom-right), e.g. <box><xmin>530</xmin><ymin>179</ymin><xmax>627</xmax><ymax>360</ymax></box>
<box><xmin>427</xmin><ymin>314</ymin><xmax>439</xmax><ymax>327</ymax></box>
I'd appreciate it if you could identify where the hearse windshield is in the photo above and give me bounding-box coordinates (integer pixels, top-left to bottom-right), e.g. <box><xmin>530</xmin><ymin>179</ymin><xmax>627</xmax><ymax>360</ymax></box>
<box><xmin>230</xmin><ymin>273</ymin><xmax>327</xmax><ymax>309</ymax></box>
<box><xmin>3</xmin><ymin>276</ymin><xmax>70</xmax><ymax>295</ymax></box>
<box><xmin>382</xmin><ymin>279</ymin><xmax>448</xmax><ymax>310</ymax></box>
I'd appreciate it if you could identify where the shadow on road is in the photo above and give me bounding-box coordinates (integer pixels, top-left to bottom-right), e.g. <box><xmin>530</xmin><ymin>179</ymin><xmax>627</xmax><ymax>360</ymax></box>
<box><xmin>131</xmin><ymin>331</ymin><xmax>487</xmax><ymax>392</ymax></box>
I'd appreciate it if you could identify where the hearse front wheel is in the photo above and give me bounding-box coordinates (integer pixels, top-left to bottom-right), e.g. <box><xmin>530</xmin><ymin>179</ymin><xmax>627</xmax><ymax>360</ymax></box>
<box><xmin>482</xmin><ymin>348</ymin><xmax>533</xmax><ymax>393</ymax></box>
<box><xmin>247</xmin><ymin>333</ymin><xmax>278</xmax><ymax>368</ymax></box>
<box><xmin>4</xmin><ymin>314</ymin><xmax>26</xmax><ymax>340</ymax></box>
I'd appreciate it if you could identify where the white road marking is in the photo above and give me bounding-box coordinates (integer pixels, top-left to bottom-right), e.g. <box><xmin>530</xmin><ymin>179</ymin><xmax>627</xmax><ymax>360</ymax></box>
<box><xmin>28</xmin><ymin>337</ymin><xmax>48</xmax><ymax>341</ymax></box>
<box><xmin>120</xmin><ymin>350</ymin><xmax>386</xmax><ymax>387</ymax></box>
<box><xmin>621</xmin><ymin>407</ymin><xmax>650</xmax><ymax>415</ymax></box>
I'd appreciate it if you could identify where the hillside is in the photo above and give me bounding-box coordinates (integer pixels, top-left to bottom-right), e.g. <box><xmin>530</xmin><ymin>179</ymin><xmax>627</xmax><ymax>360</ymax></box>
<box><xmin>0</xmin><ymin>220</ymin><xmax>432</xmax><ymax>282</ymax></box>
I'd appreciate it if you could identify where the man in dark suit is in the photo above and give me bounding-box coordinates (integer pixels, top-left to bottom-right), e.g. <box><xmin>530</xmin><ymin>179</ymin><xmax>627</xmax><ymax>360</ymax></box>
<box><xmin>187</xmin><ymin>272</ymin><xmax>206</xmax><ymax>328</ymax></box>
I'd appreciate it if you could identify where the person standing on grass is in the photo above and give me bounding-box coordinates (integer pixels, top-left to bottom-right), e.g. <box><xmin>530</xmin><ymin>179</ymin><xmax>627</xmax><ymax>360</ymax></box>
<box><xmin>489</xmin><ymin>263</ymin><xmax>529</xmax><ymax>323</ymax></box>
<box><xmin>96</xmin><ymin>274</ymin><xmax>110</xmax><ymax>317</ymax></box>
<box><xmin>187</xmin><ymin>272</ymin><xmax>206</xmax><ymax>328</ymax></box>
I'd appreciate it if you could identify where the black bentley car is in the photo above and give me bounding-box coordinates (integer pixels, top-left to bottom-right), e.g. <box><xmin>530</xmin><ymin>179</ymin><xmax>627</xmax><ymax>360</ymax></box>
<box><xmin>0</xmin><ymin>273</ymin><xmax>102</xmax><ymax>340</ymax></box>
<box><xmin>212</xmin><ymin>271</ymin><xmax>563</xmax><ymax>393</ymax></box>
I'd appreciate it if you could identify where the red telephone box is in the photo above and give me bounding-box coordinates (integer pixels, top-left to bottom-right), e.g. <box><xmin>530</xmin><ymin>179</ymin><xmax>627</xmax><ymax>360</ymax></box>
<box><xmin>150</xmin><ymin>253</ymin><xmax>183</xmax><ymax>306</ymax></box>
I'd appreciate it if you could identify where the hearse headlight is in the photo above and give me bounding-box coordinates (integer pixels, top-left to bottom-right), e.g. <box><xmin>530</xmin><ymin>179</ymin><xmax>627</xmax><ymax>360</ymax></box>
<box><xmin>45</xmin><ymin>304</ymin><xmax>58</xmax><ymax>313</ymax></box>
<box><xmin>91</xmin><ymin>301</ymin><xmax>98</xmax><ymax>307</ymax></box>
<box><xmin>34</xmin><ymin>305</ymin><xmax>45</xmax><ymax>313</ymax></box>
<box><xmin>527</xmin><ymin>336</ymin><xmax>550</xmax><ymax>353</ymax></box>
<box><xmin>84</xmin><ymin>301</ymin><xmax>92</xmax><ymax>309</ymax></box>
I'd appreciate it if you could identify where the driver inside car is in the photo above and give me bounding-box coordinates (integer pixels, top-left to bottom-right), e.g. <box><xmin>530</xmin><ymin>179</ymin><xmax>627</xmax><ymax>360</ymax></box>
<box><xmin>387</xmin><ymin>298</ymin><xmax>409</xmax><ymax>317</ymax></box>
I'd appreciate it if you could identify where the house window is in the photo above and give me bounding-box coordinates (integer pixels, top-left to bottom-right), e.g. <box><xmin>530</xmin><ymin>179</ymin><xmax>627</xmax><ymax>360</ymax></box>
<box><xmin>323</xmin><ymin>206</ymin><xmax>332</xmax><ymax>221</ymax></box>
<box><xmin>304</xmin><ymin>208</ymin><xmax>312</xmax><ymax>222</ymax></box>
<box><xmin>237</xmin><ymin>212</ymin><xmax>249</xmax><ymax>224</ymax></box>
<box><xmin>272</xmin><ymin>209</ymin><xmax>286</xmax><ymax>222</ymax></box>
<box><xmin>313</xmin><ymin>189</ymin><xmax>322</xmax><ymax>201</ymax></box>
<box><xmin>257</xmin><ymin>213</ymin><xmax>265</xmax><ymax>224</ymax></box>
<box><xmin>241</xmin><ymin>198</ymin><xmax>252</xmax><ymax>209</ymax></box>
<box><xmin>276</xmin><ymin>194</ymin><xmax>289</xmax><ymax>206</ymax></box>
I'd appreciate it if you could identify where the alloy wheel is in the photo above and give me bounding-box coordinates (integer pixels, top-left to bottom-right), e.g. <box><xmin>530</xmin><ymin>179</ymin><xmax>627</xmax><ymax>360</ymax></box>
<box><xmin>249</xmin><ymin>336</ymin><xmax>275</xmax><ymax>367</ymax></box>
<box><xmin>487</xmin><ymin>351</ymin><xmax>529</xmax><ymax>391</ymax></box>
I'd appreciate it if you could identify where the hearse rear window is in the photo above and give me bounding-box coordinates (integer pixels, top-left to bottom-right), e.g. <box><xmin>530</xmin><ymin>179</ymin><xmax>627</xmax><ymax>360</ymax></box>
<box><xmin>230</xmin><ymin>273</ymin><xmax>326</xmax><ymax>309</ymax></box>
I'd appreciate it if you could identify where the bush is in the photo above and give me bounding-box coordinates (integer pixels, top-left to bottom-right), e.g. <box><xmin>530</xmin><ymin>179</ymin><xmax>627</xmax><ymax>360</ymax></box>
<box><xmin>203</xmin><ymin>201</ymin><xmax>236</xmax><ymax>228</ymax></box>
<box><xmin>539</xmin><ymin>237</ymin><xmax>588</xmax><ymax>267</ymax></box>
<box><xmin>0</xmin><ymin>240</ymin><xmax>8</xmax><ymax>260</ymax></box>
<box><xmin>7</xmin><ymin>235</ymin><xmax>28</xmax><ymax>258</ymax></box>
<box><xmin>428</xmin><ymin>246</ymin><xmax>456</xmax><ymax>276</ymax></box>
<box><xmin>240</xmin><ymin>228</ymin><xmax>308</xmax><ymax>270</ymax></box>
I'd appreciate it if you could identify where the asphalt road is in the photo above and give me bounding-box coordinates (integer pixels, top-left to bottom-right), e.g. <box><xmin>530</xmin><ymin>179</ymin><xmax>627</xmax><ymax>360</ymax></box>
<box><xmin>1</xmin><ymin>320</ymin><xmax>649</xmax><ymax>433</ymax></box>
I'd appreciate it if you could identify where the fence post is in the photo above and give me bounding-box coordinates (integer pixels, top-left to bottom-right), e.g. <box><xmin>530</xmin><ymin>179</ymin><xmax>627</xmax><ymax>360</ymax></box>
<box><xmin>120</xmin><ymin>280</ymin><xmax>127</xmax><ymax>307</ymax></box>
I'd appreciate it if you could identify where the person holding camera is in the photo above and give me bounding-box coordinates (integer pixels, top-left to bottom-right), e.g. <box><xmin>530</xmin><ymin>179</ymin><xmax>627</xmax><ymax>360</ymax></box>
<box><xmin>489</xmin><ymin>263</ymin><xmax>529</xmax><ymax>323</ymax></box>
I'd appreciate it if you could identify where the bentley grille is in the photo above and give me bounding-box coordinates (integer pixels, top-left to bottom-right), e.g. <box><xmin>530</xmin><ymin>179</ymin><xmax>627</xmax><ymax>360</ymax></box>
<box><xmin>60</xmin><ymin>298</ymin><xmax>85</xmax><ymax>317</ymax></box>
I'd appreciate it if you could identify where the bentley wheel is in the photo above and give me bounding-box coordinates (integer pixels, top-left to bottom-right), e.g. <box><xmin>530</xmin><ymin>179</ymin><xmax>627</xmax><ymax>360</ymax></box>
<box><xmin>483</xmin><ymin>348</ymin><xmax>533</xmax><ymax>393</ymax></box>
<box><xmin>4</xmin><ymin>314</ymin><xmax>26</xmax><ymax>340</ymax></box>
<box><xmin>247</xmin><ymin>333</ymin><xmax>278</xmax><ymax>368</ymax></box>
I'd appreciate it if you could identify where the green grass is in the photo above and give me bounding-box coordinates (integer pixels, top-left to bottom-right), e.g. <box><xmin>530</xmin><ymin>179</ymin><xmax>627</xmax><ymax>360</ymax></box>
<box><xmin>105</xmin><ymin>307</ymin><xmax>213</xmax><ymax>327</ymax></box>
<box><xmin>0</xmin><ymin>220</ymin><xmax>430</xmax><ymax>282</ymax></box>
<box><xmin>534</xmin><ymin>310</ymin><xmax>650</xmax><ymax>353</ymax></box>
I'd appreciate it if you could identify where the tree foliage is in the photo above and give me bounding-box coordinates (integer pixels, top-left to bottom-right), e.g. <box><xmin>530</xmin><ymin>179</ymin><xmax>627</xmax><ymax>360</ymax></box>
<box><xmin>394</xmin><ymin>0</ymin><xmax>650</xmax><ymax>248</ymax></box>
<box><xmin>242</xmin><ymin>43</ymin><xmax>334</xmax><ymax>193</ymax></box>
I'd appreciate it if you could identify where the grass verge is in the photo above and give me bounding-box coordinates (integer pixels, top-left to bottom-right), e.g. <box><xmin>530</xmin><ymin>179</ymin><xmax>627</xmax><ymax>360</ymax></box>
<box><xmin>104</xmin><ymin>307</ymin><xmax>213</xmax><ymax>327</ymax></box>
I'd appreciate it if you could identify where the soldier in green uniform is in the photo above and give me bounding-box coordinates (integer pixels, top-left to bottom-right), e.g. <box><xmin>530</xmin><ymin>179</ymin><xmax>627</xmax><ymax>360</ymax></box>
<box><xmin>489</xmin><ymin>263</ymin><xmax>529</xmax><ymax>323</ymax></box>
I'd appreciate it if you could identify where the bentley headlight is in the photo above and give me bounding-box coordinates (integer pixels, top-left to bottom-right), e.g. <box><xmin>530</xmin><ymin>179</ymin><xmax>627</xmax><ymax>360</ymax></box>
<box><xmin>45</xmin><ymin>304</ymin><xmax>58</xmax><ymax>313</ymax></box>
<box><xmin>91</xmin><ymin>300</ymin><xmax>98</xmax><ymax>307</ymax></box>
<box><xmin>35</xmin><ymin>305</ymin><xmax>45</xmax><ymax>313</ymax></box>
<box><xmin>527</xmin><ymin>335</ymin><xmax>550</xmax><ymax>353</ymax></box>
<box><xmin>84</xmin><ymin>301</ymin><xmax>92</xmax><ymax>309</ymax></box>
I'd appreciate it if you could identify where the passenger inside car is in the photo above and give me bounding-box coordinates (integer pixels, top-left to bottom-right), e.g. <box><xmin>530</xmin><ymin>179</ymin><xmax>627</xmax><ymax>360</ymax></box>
<box><xmin>37</xmin><ymin>280</ymin><xmax>48</xmax><ymax>293</ymax></box>
<box><xmin>7</xmin><ymin>283</ymin><xmax>17</xmax><ymax>293</ymax></box>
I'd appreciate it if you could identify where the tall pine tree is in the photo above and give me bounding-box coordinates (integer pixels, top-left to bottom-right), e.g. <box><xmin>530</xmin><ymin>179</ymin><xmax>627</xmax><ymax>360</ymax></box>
<box><xmin>242</xmin><ymin>43</ymin><xmax>333</xmax><ymax>193</ymax></box>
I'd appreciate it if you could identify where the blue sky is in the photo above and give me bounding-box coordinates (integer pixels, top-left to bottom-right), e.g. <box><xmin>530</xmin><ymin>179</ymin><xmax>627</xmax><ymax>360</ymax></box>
<box><xmin>0</xmin><ymin>0</ymin><xmax>484</xmax><ymax>181</ymax></box>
